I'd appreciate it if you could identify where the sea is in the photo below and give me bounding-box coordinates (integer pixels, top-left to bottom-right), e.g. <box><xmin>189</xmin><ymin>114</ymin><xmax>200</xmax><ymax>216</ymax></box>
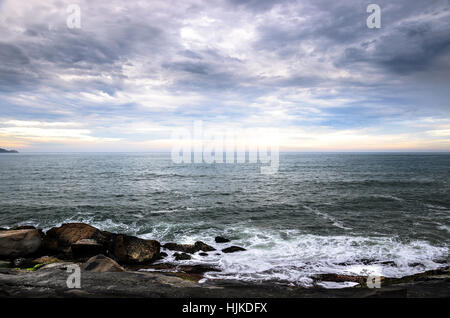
<box><xmin>0</xmin><ymin>152</ymin><xmax>449</xmax><ymax>287</ymax></box>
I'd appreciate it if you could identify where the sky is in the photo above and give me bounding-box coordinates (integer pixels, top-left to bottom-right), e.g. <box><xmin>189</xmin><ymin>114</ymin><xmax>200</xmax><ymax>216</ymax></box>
<box><xmin>0</xmin><ymin>0</ymin><xmax>449</xmax><ymax>152</ymax></box>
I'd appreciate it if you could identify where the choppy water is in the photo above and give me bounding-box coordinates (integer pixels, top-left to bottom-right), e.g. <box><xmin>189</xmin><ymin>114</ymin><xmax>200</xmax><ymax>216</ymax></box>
<box><xmin>0</xmin><ymin>152</ymin><xmax>449</xmax><ymax>286</ymax></box>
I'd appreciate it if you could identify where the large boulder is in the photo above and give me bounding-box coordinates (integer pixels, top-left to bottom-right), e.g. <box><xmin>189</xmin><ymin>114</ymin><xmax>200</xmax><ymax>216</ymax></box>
<box><xmin>163</xmin><ymin>241</ymin><xmax>215</xmax><ymax>254</ymax></box>
<box><xmin>81</xmin><ymin>254</ymin><xmax>125</xmax><ymax>272</ymax></box>
<box><xmin>109</xmin><ymin>234</ymin><xmax>160</xmax><ymax>264</ymax></box>
<box><xmin>43</xmin><ymin>223</ymin><xmax>112</xmax><ymax>253</ymax></box>
<box><xmin>0</xmin><ymin>229</ymin><xmax>42</xmax><ymax>257</ymax></box>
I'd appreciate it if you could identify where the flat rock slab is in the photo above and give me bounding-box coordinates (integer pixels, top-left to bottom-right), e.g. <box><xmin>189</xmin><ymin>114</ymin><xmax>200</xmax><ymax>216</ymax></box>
<box><xmin>0</xmin><ymin>267</ymin><xmax>448</xmax><ymax>298</ymax></box>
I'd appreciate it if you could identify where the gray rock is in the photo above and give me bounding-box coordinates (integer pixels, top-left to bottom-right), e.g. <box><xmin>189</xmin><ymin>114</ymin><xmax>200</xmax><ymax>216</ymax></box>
<box><xmin>81</xmin><ymin>254</ymin><xmax>125</xmax><ymax>272</ymax></box>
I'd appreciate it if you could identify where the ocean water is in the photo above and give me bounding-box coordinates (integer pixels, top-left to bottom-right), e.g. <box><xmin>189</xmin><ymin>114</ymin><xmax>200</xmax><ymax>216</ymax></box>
<box><xmin>0</xmin><ymin>152</ymin><xmax>449</xmax><ymax>286</ymax></box>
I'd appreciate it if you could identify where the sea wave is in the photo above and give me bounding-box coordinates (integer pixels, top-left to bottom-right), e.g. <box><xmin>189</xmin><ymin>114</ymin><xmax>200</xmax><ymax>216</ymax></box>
<box><xmin>150</xmin><ymin>228</ymin><xmax>449</xmax><ymax>287</ymax></box>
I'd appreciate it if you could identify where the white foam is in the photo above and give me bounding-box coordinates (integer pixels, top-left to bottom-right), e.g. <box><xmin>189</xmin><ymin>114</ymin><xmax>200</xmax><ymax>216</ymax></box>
<box><xmin>187</xmin><ymin>228</ymin><xmax>449</xmax><ymax>287</ymax></box>
<box><xmin>316</xmin><ymin>281</ymin><xmax>360</xmax><ymax>289</ymax></box>
<box><xmin>303</xmin><ymin>205</ymin><xmax>352</xmax><ymax>230</ymax></box>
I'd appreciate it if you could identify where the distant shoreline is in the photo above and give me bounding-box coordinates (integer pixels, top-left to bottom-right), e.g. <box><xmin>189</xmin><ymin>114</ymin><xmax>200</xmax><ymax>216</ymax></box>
<box><xmin>0</xmin><ymin>148</ymin><xmax>18</xmax><ymax>153</ymax></box>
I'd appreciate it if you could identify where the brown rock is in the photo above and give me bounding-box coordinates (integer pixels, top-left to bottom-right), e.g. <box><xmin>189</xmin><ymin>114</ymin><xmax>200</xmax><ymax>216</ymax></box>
<box><xmin>0</xmin><ymin>229</ymin><xmax>42</xmax><ymax>257</ymax></box>
<box><xmin>44</xmin><ymin>223</ymin><xmax>112</xmax><ymax>253</ymax></box>
<box><xmin>109</xmin><ymin>234</ymin><xmax>160</xmax><ymax>264</ymax></box>
<box><xmin>32</xmin><ymin>256</ymin><xmax>61</xmax><ymax>265</ymax></box>
<box><xmin>82</xmin><ymin>254</ymin><xmax>125</xmax><ymax>272</ymax></box>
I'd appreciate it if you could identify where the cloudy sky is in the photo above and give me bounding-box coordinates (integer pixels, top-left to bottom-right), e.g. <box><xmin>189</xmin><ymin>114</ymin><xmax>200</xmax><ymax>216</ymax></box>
<box><xmin>0</xmin><ymin>0</ymin><xmax>449</xmax><ymax>151</ymax></box>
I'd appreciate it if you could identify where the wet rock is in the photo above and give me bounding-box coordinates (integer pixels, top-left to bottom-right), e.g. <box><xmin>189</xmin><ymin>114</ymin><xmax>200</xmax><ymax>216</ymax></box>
<box><xmin>10</xmin><ymin>226</ymin><xmax>37</xmax><ymax>231</ymax></box>
<box><xmin>109</xmin><ymin>234</ymin><xmax>160</xmax><ymax>264</ymax></box>
<box><xmin>44</xmin><ymin>223</ymin><xmax>112</xmax><ymax>253</ymax></box>
<box><xmin>178</xmin><ymin>264</ymin><xmax>221</xmax><ymax>274</ymax></box>
<box><xmin>71</xmin><ymin>239</ymin><xmax>105</xmax><ymax>259</ymax></box>
<box><xmin>408</xmin><ymin>263</ymin><xmax>424</xmax><ymax>267</ymax></box>
<box><xmin>0</xmin><ymin>229</ymin><xmax>42</xmax><ymax>257</ymax></box>
<box><xmin>174</xmin><ymin>252</ymin><xmax>192</xmax><ymax>261</ymax></box>
<box><xmin>135</xmin><ymin>263</ymin><xmax>221</xmax><ymax>275</ymax></box>
<box><xmin>314</xmin><ymin>274</ymin><xmax>368</xmax><ymax>285</ymax></box>
<box><xmin>82</xmin><ymin>254</ymin><xmax>125</xmax><ymax>273</ymax></box>
<box><xmin>199</xmin><ymin>252</ymin><xmax>208</xmax><ymax>257</ymax></box>
<box><xmin>163</xmin><ymin>241</ymin><xmax>215</xmax><ymax>254</ymax></box>
<box><xmin>194</xmin><ymin>241</ymin><xmax>215</xmax><ymax>252</ymax></box>
<box><xmin>215</xmin><ymin>236</ymin><xmax>230</xmax><ymax>243</ymax></box>
<box><xmin>379</xmin><ymin>261</ymin><xmax>397</xmax><ymax>266</ymax></box>
<box><xmin>160</xmin><ymin>252</ymin><xmax>168</xmax><ymax>258</ymax></box>
<box><xmin>222</xmin><ymin>246</ymin><xmax>246</xmax><ymax>253</ymax></box>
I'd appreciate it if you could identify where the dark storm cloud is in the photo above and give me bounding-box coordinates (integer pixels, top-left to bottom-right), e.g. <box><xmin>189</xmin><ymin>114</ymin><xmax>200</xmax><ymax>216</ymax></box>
<box><xmin>337</xmin><ymin>19</ymin><xmax>450</xmax><ymax>74</ymax></box>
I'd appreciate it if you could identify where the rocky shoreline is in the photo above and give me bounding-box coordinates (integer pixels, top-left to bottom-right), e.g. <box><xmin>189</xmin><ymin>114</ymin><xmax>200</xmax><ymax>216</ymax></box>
<box><xmin>0</xmin><ymin>223</ymin><xmax>448</xmax><ymax>298</ymax></box>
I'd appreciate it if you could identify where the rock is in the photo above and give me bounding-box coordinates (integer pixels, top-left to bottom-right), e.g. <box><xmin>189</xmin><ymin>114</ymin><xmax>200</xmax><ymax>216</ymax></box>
<box><xmin>174</xmin><ymin>252</ymin><xmax>192</xmax><ymax>261</ymax></box>
<box><xmin>44</xmin><ymin>223</ymin><xmax>112</xmax><ymax>253</ymax></box>
<box><xmin>0</xmin><ymin>260</ymin><xmax>10</xmax><ymax>268</ymax></box>
<box><xmin>160</xmin><ymin>252</ymin><xmax>168</xmax><ymax>258</ymax></box>
<box><xmin>194</xmin><ymin>241</ymin><xmax>215</xmax><ymax>252</ymax></box>
<box><xmin>222</xmin><ymin>246</ymin><xmax>246</xmax><ymax>253</ymax></box>
<box><xmin>215</xmin><ymin>236</ymin><xmax>230</xmax><ymax>243</ymax></box>
<box><xmin>133</xmin><ymin>263</ymin><xmax>221</xmax><ymax>275</ymax></box>
<box><xmin>315</xmin><ymin>274</ymin><xmax>368</xmax><ymax>285</ymax></box>
<box><xmin>0</xmin><ymin>229</ymin><xmax>42</xmax><ymax>257</ymax></box>
<box><xmin>32</xmin><ymin>256</ymin><xmax>61</xmax><ymax>265</ymax></box>
<box><xmin>163</xmin><ymin>241</ymin><xmax>215</xmax><ymax>254</ymax></box>
<box><xmin>82</xmin><ymin>254</ymin><xmax>125</xmax><ymax>273</ymax></box>
<box><xmin>71</xmin><ymin>239</ymin><xmax>105</xmax><ymax>259</ymax></box>
<box><xmin>109</xmin><ymin>234</ymin><xmax>160</xmax><ymax>264</ymax></box>
<box><xmin>199</xmin><ymin>252</ymin><xmax>208</xmax><ymax>257</ymax></box>
<box><xmin>178</xmin><ymin>264</ymin><xmax>221</xmax><ymax>274</ymax></box>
